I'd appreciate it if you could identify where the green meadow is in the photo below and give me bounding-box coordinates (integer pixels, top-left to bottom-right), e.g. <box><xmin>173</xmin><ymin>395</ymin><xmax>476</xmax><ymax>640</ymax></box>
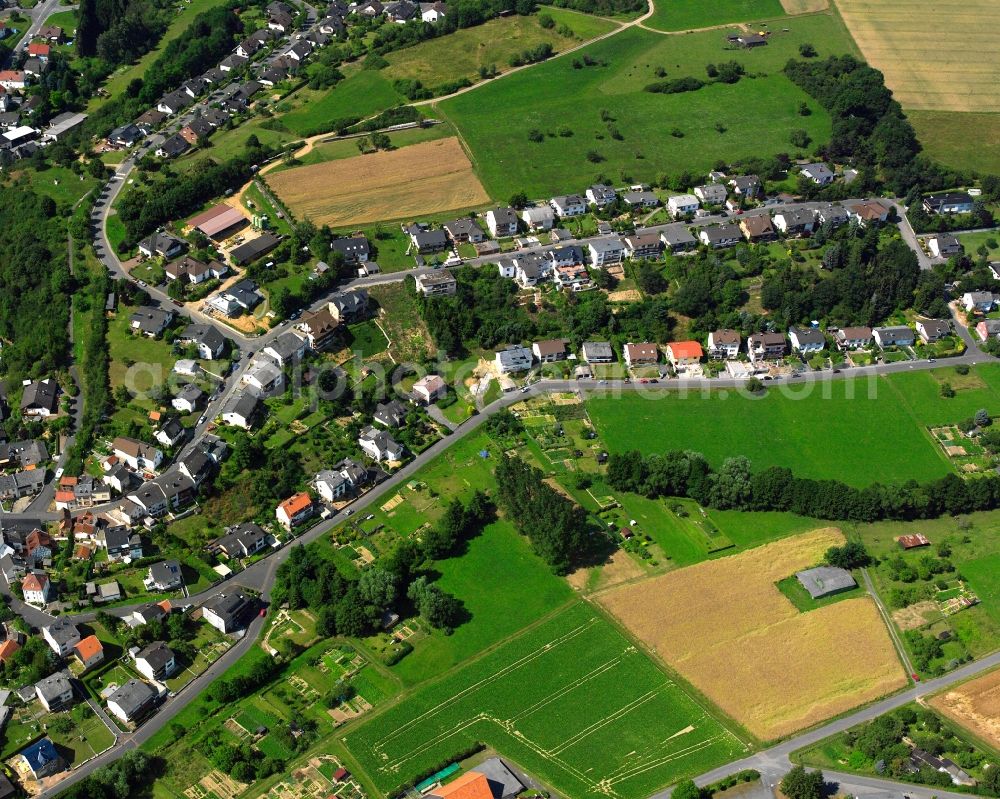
<box><xmin>585</xmin><ymin>367</ymin><xmax>1000</xmax><ymax>487</ymax></box>
<box><xmin>438</xmin><ymin>14</ymin><xmax>858</xmax><ymax>198</ymax></box>
<box><xmin>644</xmin><ymin>0</ymin><xmax>786</xmax><ymax>32</ymax></box>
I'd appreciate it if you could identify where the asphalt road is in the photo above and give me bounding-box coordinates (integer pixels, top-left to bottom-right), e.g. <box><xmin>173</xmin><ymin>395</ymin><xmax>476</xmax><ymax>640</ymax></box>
<box><xmin>9</xmin><ymin>0</ymin><xmax>68</xmax><ymax>56</ymax></box>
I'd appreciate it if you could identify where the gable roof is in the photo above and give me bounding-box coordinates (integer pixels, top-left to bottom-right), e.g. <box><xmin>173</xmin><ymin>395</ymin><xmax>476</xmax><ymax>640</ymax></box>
<box><xmin>278</xmin><ymin>492</ymin><xmax>312</xmax><ymax>517</ymax></box>
<box><xmin>74</xmin><ymin>635</ymin><xmax>103</xmax><ymax>661</ymax></box>
<box><xmin>430</xmin><ymin>772</ymin><xmax>494</xmax><ymax>799</ymax></box>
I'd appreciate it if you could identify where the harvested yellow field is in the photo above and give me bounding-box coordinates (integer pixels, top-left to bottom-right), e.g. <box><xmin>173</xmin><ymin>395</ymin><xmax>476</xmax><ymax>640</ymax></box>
<box><xmin>266</xmin><ymin>137</ymin><xmax>490</xmax><ymax>227</ymax></box>
<box><xmin>834</xmin><ymin>0</ymin><xmax>1000</xmax><ymax>112</ymax></box>
<box><xmin>931</xmin><ymin>668</ymin><xmax>1000</xmax><ymax>751</ymax></box>
<box><xmin>598</xmin><ymin>529</ymin><xmax>907</xmax><ymax>740</ymax></box>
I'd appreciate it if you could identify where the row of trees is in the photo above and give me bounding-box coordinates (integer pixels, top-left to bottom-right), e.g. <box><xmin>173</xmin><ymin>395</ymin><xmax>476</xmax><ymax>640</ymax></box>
<box><xmin>606</xmin><ymin>449</ymin><xmax>1000</xmax><ymax>523</ymax></box>
<box><xmin>494</xmin><ymin>455</ymin><xmax>590</xmax><ymax>574</ymax></box>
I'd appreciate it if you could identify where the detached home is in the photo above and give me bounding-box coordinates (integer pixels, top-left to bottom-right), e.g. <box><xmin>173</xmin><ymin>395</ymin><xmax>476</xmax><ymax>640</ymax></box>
<box><xmin>667</xmin><ymin>194</ymin><xmax>699</xmax><ymax>219</ymax></box>
<box><xmin>442</xmin><ymin>218</ymin><xmax>484</xmax><ymax>243</ymax></box>
<box><xmin>581</xmin><ymin>341</ymin><xmax>614</xmax><ymax>363</ymax></box>
<box><xmin>773</xmin><ymin>209</ymin><xmax>816</xmax><ymax>236</ymax></box>
<box><xmin>916</xmin><ymin>318</ymin><xmax>951</xmax><ymax>343</ymax></box>
<box><xmin>873</xmin><ymin>325</ymin><xmax>915</xmax><ymax>348</ymax></box>
<box><xmin>485</xmin><ymin>207</ymin><xmax>518</xmax><ymax>237</ymax></box>
<box><xmin>202</xmin><ymin>590</ymin><xmax>254</xmax><ymax>634</ymax></box>
<box><xmin>415</xmin><ymin>271</ymin><xmax>457</xmax><ymax>297</ymax></box>
<box><xmin>694</xmin><ymin>184</ymin><xmax>727</xmax><ymax>205</ymax></box>
<box><xmin>495</xmin><ymin>345</ymin><xmax>533</xmax><ymax>373</ymax></box>
<box><xmin>624</xmin><ymin>232</ymin><xmax>662</xmax><ymax>260</ymax></box>
<box><xmin>800</xmin><ymin>163</ymin><xmax>834</xmax><ymax>185</ymax></box>
<box><xmin>698</xmin><ymin>224</ymin><xmax>741</xmax><ymax>248</ymax></box>
<box><xmin>788</xmin><ymin>327</ymin><xmax>825</xmax><ymax>353</ymax></box>
<box><xmin>929</xmin><ymin>234</ymin><xmax>962</xmax><ymax>258</ymax></box>
<box><xmin>533</xmin><ymin>340</ymin><xmax>568</xmax><ymax>363</ymax></box>
<box><xmin>707</xmin><ymin>329</ymin><xmax>740</xmax><ymax>359</ymax></box>
<box><xmin>747</xmin><ymin>332</ymin><xmax>786</xmax><ymax>362</ymax></box>
<box><xmin>413</xmin><ymin>374</ymin><xmax>447</xmax><ymax>404</ymax></box>
<box><xmin>586</xmin><ymin>184</ymin><xmax>617</xmax><ymax>207</ymax></box>
<box><xmin>835</xmin><ymin>326</ymin><xmax>872</xmax><ymax>350</ymax></box>
<box><xmin>550</xmin><ymin>195</ymin><xmax>587</xmax><ymax>218</ymax></box>
<box><xmin>522</xmin><ymin>206</ymin><xmax>555</xmax><ymax>231</ymax></box>
<box><xmin>588</xmin><ymin>238</ymin><xmax>624</xmax><ymax>267</ymax></box>
<box><xmin>358</xmin><ymin>427</ymin><xmax>404</xmax><ymax>462</ymax></box>
<box><xmin>667</xmin><ymin>341</ymin><xmax>703</xmax><ymax>370</ymax></box>
<box><xmin>923</xmin><ymin>192</ymin><xmax>974</xmax><ymax>215</ymax></box>
<box><xmin>107</xmin><ymin>679</ymin><xmax>157</xmax><ymax>724</ymax></box>
<box><xmin>623</xmin><ymin>342</ymin><xmax>659</xmax><ymax>367</ymax></box>
<box><xmin>963</xmin><ymin>292</ymin><xmax>995</xmax><ymax>313</ymax></box>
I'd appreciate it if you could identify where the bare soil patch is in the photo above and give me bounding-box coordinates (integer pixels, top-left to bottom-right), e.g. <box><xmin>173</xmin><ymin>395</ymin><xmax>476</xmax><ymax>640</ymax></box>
<box><xmin>597</xmin><ymin>529</ymin><xmax>907</xmax><ymax>740</ymax></box>
<box><xmin>892</xmin><ymin>600</ymin><xmax>940</xmax><ymax>631</ymax></box>
<box><xmin>931</xmin><ymin>667</ymin><xmax>1000</xmax><ymax>750</ymax></box>
<box><xmin>266</xmin><ymin>137</ymin><xmax>490</xmax><ymax>228</ymax></box>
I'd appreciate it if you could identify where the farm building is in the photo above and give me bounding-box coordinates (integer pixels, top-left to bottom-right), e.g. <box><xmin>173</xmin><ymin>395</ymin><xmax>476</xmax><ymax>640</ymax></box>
<box><xmin>795</xmin><ymin>566</ymin><xmax>857</xmax><ymax>599</ymax></box>
<box><xmin>898</xmin><ymin>534</ymin><xmax>931</xmax><ymax>550</ymax></box>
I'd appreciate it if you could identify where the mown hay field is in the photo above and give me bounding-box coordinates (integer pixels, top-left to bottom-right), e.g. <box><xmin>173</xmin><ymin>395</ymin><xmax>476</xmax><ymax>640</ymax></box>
<box><xmin>266</xmin><ymin>137</ymin><xmax>490</xmax><ymax>228</ymax></box>
<box><xmin>834</xmin><ymin>0</ymin><xmax>1000</xmax><ymax>112</ymax></box>
<box><xmin>930</xmin><ymin>668</ymin><xmax>1000</xmax><ymax>751</ymax></box>
<box><xmin>597</xmin><ymin>529</ymin><xmax>907</xmax><ymax>741</ymax></box>
<box><xmin>343</xmin><ymin>602</ymin><xmax>748</xmax><ymax>799</ymax></box>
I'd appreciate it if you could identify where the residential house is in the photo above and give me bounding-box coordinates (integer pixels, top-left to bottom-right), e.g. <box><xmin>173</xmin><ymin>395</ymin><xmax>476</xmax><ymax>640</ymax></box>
<box><xmin>495</xmin><ymin>345</ymin><xmax>533</xmax><ymax>373</ymax></box>
<box><xmin>549</xmin><ymin>245</ymin><xmax>583</xmax><ymax>268</ymax></box>
<box><xmin>846</xmin><ymin>200</ymin><xmax>890</xmax><ymax>226</ymax></box>
<box><xmin>164</xmin><ymin>256</ymin><xmax>210</xmax><ymax>283</ymax></box>
<box><xmin>586</xmin><ymin>184</ymin><xmax>617</xmax><ymax>208</ymax></box>
<box><xmin>549</xmin><ymin>195</ymin><xmax>587</xmax><ymax>218</ymax></box>
<box><xmin>262</xmin><ymin>331</ymin><xmax>308</xmax><ymax>369</ymax></box>
<box><xmin>326</xmin><ymin>235</ymin><xmax>370</xmax><ymax>265</ymax></box>
<box><xmin>442</xmin><ymin>218</ymin><xmax>484</xmax><ymax>244</ymax></box>
<box><xmin>521</xmin><ymin>206</ymin><xmax>555</xmax><ymax>231</ymax></box>
<box><xmin>835</xmin><ymin>326</ymin><xmax>872</xmax><ymax>350</ymax></box>
<box><xmin>179</xmin><ymin>323</ymin><xmax>226</xmax><ymax>359</ymax></box>
<box><xmin>707</xmin><ymin>329</ymin><xmax>740</xmax><ymax>359</ymax></box>
<box><xmin>977</xmin><ymin>319</ymin><xmax>1000</xmax><ymax>342</ymax></box>
<box><xmin>413</xmin><ymin>375</ymin><xmax>446</xmax><ymax>404</ymax></box>
<box><xmin>213</xmin><ymin>523</ymin><xmax>268</xmax><ymax>559</ymax></box>
<box><xmin>358</xmin><ymin>427</ymin><xmax>404</xmax><ymax>462</ymax></box>
<box><xmin>623</xmin><ymin>342</ymin><xmax>659</xmax><ymax>367</ymax></box>
<box><xmin>42</xmin><ymin>619</ymin><xmax>80</xmax><ymax>658</ymax></box>
<box><xmin>667</xmin><ymin>194</ymin><xmax>699</xmax><ymax>218</ymax></box>
<box><xmin>25</xmin><ymin>529</ymin><xmax>54</xmax><ymax>564</ymax></box>
<box><xmin>923</xmin><ymin>192</ymin><xmax>974</xmax><ymax>215</ymax></box>
<box><xmin>773</xmin><ymin>209</ymin><xmax>816</xmax><ymax>236</ymax></box>
<box><xmin>581</xmin><ymin>341</ymin><xmax>614</xmax><ymax>363</ymax></box>
<box><xmin>622</xmin><ymin>190</ymin><xmax>659</xmax><ymax>208</ymax></box>
<box><xmin>96</xmin><ymin>581</ymin><xmax>122</xmax><ymax>602</ymax></box>
<box><xmin>747</xmin><ymin>332</ymin><xmax>787</xmax><ymax>362</ymax></box>
<box><xmin>623</xmin><ymin>232</ymin><xmax>662</xmax><ymax>260</ymax></box>
<box><xmin>694</xmin><ymin>184</ymin><xmax>727</xmax><ymax>205</ymax></box>
<box><xmin>220</xmin><ymin>390</ymin><xmax>261</xmax><ymax>430</ymax></box>
<box><xmin>800</xmin><ymin>163</ymin><xmax>834</xmax><ymax>185</ymax></box>
<box><xmin>17</xmin><ymin>738</ymin><xmax>65</xmax><ymax>780</ymax></box>
<box><xmin>533</xmin><ymin>339</ymin><xmax>568</xmax><ymax>363</ymax></box>
<box><xmin>22</xmin><ymin>572</ymin><xmax>50</xmax><ymax>604</ymax></box>
<box><xmin>788</xmin><ymin>327</ymin><xmax>825</xmax><ymax>353</ymax></box>
<box><xmin>963</xmin><ymin>292</ymin><xmax>995</xmax><ymax>313</ymax></box>
<box><xmin>146</xmin><ymin>559</ymin><xmax>182</xmax><ymax>591</ymax></box>
<box><xmin>698</xmin><ymin>224</ymin><xmax>742</xmax><ymax>248</ymax></box>
<box><xmin>130</xmin><ymin>603</ymin><xmax>168</xmax><ymax>627</ymax></box>
<box><xmin>740</xmin><ymin>214</ymin><xmax>775</xmax><ymax>242</ymax></box>
<box><xmin>107</xmin><ymin>679</ymin><xmax>157</xmax><ymax>724</ymax></box>
<box><xmin>298</xmin><ymin>307</ymin><xmax>340</xmax><ymax>351</ymax></box>
<box><xmin>407</xmin><ymin>225</ymin><xmax>448</xmax><ymax>253</ymax></box>
<box><xmin>728</xmin><ymin>175</ymin><xmax>761</xmax><ymax>198</ymax></box>
<box><xmin>129</xmin><ymin>307</ymin><xmax>174</xmax><ymax>338</ymax></box>
<box><xmin>112</xmin><ymin>437</ymin><xmax>163</xmax><ymax>472</ymax></box>
<box><xmin>242</xmin><ymin>358</ymin><xmax>284</xmax><ymax>394</ymax></box>
<box><xmin>373</xmin><ymin>399</ymin><xmax>408</xmax><ymax>428</ymax></box>
<box><xmin>127</xmin><ymin>472</ymin><xmax>196</xmax><ymax>517</ymax></box>
<box><xmin>172</xmin><ymin>384</ymin><xmax>204</xmax><ymax>415</ymax></box>
<box><xmin>328</xmin><ymin>289</ymin><xmax>369</xmax><ymax>323</ymax></box>
<box><xmin>485</xmin><ymin>207</ymin><xmax>518</xmax><ymax>237</ymax></box>
<box><xmin>916</xmin><ymin>319</ymin><xmax>951</xmax><ymax>343</ymax></box>
<box><xmin>138</xmin><ymin>231</ymin><xmax>185</xmax><ymax>259</ymax></box>
<box><xmin>420</xmin><ymin>1</ymin><xmax>447</xmax><ymax>21</ymax></box>
<box><xmin>816</xmin><ymin>204</ymin><xmax>849</xmax><ymax>228</ymax></box>
<box><xmin>873</xmin><ymin>325</ymin><xmax>915</xmax><ymax>348</ymax></box>
<box><xmin>385</xmin><ymin>0</ymin><xmax>418</xmax><ymax>22</ymax></box>
<box><xmin>667</xmin><ymin>341</ymin><xmax>704</xmax><ymax>370</ymax></box>
<box><xmin>929</xmin><ymin>234</ymin><xmax>962</xmax><ymax>258</ymax></box>
<box><xmin>156</xmin><ymin>90</ymin><xmax>193</xmax><ymax>115</ymax></box>
<box><xmin>276</xmin><ymin>492</ymin><xmax>314</xmax><ymax>530</ymax></box>
<box><xmin>588</xmin><ymin>238</ymin><xmax>625</xmax><ymax>267</ymax></box>
<box><xmin>202</xmin><ymin>590</ymin><xmax>254</xmax><ymax>634</ymax></box>
<box><xmin>19</xmin><ymin>379</ymin><xmax>58</xmax><ymax>416</ymax></box>
<box><xmin>134</xmin><ymin>642</ymin><xmax>176</xmax><ymax>682</ymax></box>
<box><xmin>35</xmin><ymin>673</ymin><xmax>73</xmax><ymax>711</ymax></box>
<box><xmin>314</xmin><ymin>459</ymin><xmax>368</xmax><ymax>502</ymax></box>
<box><xmin>73</xmin><ymin>635</ymin><xmax>105</xmax><ymax>670</ymax></box>
<box><xmin>415</xmin><ymin>271</ymin><xmax>457</xmax><ymax>297</ymax></box>
<box><xmin>0</xmin><ymin>71</ymin><xmax>26</xmax><ymax>91</ymax></box>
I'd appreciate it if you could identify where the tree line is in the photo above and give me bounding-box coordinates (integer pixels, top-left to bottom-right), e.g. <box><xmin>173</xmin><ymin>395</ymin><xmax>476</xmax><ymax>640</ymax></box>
<box><xmin>494</xmin><ymin>455</ymin><xmax>590</xmax><ymax>574</ymax></box>
<box><xmin>606</xmin><ymin>449</ymin><xmax>1000</xmax><ymax>523</ymax></box>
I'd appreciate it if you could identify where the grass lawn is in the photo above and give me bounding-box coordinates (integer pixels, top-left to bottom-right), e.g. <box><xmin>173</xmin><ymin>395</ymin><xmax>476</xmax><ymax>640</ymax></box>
<box><xmin>176</xmin><ymin>118</ymin><xmax>301</xmax><ymax>174</ymax></box>
<box><xmin>344</xmin><ymin>319</ymin><xmax>390</xmax><ymax>359</ymax></box>
<box><xmin>909</xmin><ymin>110</ymin><xmax>1000</xmax><ymax>176</ymax></box>
<box><xmin>48</xmin><ymin>710</ymin><xmax>116</xmax><ymax>763</ymax></box>
<box><xmin>882</xmin><ymin>363</ymin><xmax>1000</xmax><ymax>425</ymax></box>
<box><xmin>437</xmin><ymin>15</ymin><xmax>857</xmax><ymax>199</ymax></box>
<box><xmin>278</xmin><ymin>70</ymin><xmax>404</xmax><ymax>137</ymax></box>
<box><xmin>390</xmin><ymin>520</ymin><xmax>575</xmax><ymax>684</ymax></box>
<box><xmin>14</xmin><ymin>166</ymin><xmax>99</xmax><ymax>208</ymax></box>
<box><xmin>107</xmin><ymin>309</ymin><xmax>177</xmax><ymax>395</ymax></box>
<box><xmin>367</xmin><ymin>283</ymin><xmax>436</xmax><ymax>365</ymax></box>
<box><xmin>382</xmin><ymin>12</ymin><xmax>617</xmax><ymax>89</ymax></box>
<box><xmin>42</xmin><ymin>9</ymin><xmax>78</xmax><ymax>35</ymax></box>
<box><xmin>91</xmin><ymin>0</ymin><xmax>232</xmax><ymax>111</ymax></box>
<box><xmin>344</xmin><ymin>602</ymin><xmax>747</xmax><ymax>799</ymax></box>
<box><xmin>587</xmin><ymin>374</ymin><xmax>956</xmax><ymax>487</ymax></box>
<box><xmin>644</xmin><ymin>0</ymin><xmax>785</xmax><ymax>32</ymax></box>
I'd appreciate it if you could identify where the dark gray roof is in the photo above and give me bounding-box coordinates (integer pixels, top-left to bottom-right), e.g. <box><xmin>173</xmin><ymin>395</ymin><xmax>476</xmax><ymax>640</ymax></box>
<box><xmin>796</xmin><ymin>566</ymin><xmax>856</xmax><ymax>599</ymax></box>
<box><xmin>203</xmin><ymin>590</ymin><xmax>253</xmax><ymax>627</ymax></box>
<box><xmin>44</xmin><ymin>618</ymin><xmax>80</xmax><ymax>647</ymax></box>
<box><xmin>136</xmin><ymin>641</ymin><xmax>174</xmax><ymax>672</ymax></box>
<box><xmin>108</xmin><ymin>678</ymin><xmax>156</xmax><ymax>717</ymax></box>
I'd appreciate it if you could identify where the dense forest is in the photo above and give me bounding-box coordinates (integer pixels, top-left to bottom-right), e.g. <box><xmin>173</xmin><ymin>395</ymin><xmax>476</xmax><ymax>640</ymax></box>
<box><xmin>606</xmin><ymin>449</ymin><xmax>1000</xmax><ymax>523</ymax></box>
<box><xmin>540</xmin><ymin>0</ymin><xmax>646</xmax><ymax>16</ymax></box>
<box><xmin>76</xmin><ymin>0</ymin><xmax>174</xmax><ymax>65</ymax></box>
<box><xmin>0</xmin><ymin>183</ymin><xmax>72</xmax><ymax>386</ymax></box>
